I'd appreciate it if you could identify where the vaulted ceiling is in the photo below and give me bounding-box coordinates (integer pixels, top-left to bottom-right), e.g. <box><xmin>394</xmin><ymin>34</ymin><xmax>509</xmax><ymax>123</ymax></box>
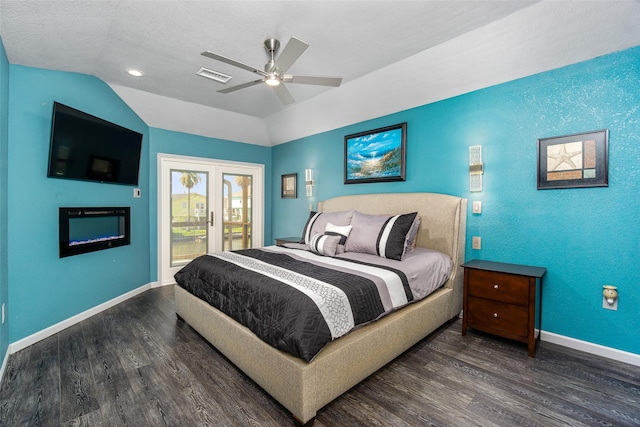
<box><xmin>2</xmin><ymin>1</ymin><xmax>640</xmax><ymax>146</ymax></box>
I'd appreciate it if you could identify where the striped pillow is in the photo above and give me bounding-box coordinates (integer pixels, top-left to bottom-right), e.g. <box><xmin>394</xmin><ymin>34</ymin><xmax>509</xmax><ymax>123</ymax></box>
<box><xmin>345</xmin><ymin>211</ymin><xmax>418</xmax><ymax>261</ymax></box>
<box><xmin>300</xmin><ymin>210</ymin><xmax>354</xmax><ymax>244</ymax></box>
<box><xmin>308</xmin><ymin>233</ymin><xmax>342</xmax><ymax>257</ymax></box>
<box><xmin>324</xmin><ymin>223</ymin><xmax>352</xmax><ymax>254</ymax></box>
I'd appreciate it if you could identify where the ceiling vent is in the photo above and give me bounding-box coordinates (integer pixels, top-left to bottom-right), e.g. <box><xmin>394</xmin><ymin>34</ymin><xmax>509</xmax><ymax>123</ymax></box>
<box><xmin>196</xmin><ymin>67</ymin><xmax>232</xmax><ymax>84</ymax></box>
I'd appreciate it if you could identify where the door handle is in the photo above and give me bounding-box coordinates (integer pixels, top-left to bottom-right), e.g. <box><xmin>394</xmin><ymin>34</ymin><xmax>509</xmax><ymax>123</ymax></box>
<box><xmin>207</xmin><ymin>211</ymin><xmax>214</xmax><ymax>226</ymax></box>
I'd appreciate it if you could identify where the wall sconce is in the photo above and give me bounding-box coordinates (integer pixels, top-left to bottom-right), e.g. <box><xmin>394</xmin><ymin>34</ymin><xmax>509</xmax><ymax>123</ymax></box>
<box><xmin>603</xmin><ymin>285</ymin><xmax>618</xmax><ymax>309</ymax></box>
<box><xmin>469</xmin><ymin>145</ymin><xmax>484</xmax><ymax>192</ymax></box>
<box><xmin>305</xmin><ymin>169</ymin><xmax>314</xmax><ymax>197</ymax></box>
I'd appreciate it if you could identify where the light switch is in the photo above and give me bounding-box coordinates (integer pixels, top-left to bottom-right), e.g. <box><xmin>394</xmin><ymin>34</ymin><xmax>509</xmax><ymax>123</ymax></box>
<box><xmin>472</xmin><ymin>201</ymin><xmax>482</xmax><ymax>214</ymax></box>
<box><xmin>472</xmin><ymin>236</ymin><xmax>482</xmax><ymax>250</ymax></box>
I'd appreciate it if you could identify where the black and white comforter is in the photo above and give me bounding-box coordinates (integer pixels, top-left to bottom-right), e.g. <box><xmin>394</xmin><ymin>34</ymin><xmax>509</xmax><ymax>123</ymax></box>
<box><xmin>174</xmin><ymin>245</ymin><xmax>452</xmax><ymax>362</ymax></box>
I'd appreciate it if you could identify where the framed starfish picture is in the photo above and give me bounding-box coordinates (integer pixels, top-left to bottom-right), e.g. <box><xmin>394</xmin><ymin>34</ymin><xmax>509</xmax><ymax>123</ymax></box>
<box><xmin>537</xmin><ymin>129</ymin><xmax>608</xmax><ymax>189</ymax></box>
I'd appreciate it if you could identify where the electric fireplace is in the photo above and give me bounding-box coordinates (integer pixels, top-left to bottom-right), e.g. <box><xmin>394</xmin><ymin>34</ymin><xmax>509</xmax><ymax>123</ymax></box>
<box><xmin>59</xmin><ymin>207</ymin><xmax>130</xmax><ymax>257</ymax></box>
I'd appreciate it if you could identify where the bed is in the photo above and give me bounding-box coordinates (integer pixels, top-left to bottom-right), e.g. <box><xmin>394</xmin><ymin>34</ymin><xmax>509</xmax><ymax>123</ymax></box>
<box><xmin>174</xmin><ymin>192</ymin><xmax>467</xmax><ymax>424</ymax></box>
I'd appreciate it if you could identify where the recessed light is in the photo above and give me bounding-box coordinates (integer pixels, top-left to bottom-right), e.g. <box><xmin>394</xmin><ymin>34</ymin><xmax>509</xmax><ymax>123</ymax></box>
<box><xmin>126</xmin><ymin>69</ymin><xmax>144</xmax><ymax>77</ymax></box>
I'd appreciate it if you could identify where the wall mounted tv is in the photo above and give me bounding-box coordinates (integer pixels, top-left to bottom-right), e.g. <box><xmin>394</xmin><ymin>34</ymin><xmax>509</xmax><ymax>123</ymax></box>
<box><xmin>47</xmin><ymin>102</ymin><xmax>143</xmax><ymax>186</ymax></box>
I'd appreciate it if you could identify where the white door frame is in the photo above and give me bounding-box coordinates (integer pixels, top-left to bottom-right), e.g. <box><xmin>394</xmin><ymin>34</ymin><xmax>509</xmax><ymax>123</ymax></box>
<box><xmin>157</xmin><ymin>153</ymin><xmax>264</xmax><ymax>286</ymax></box>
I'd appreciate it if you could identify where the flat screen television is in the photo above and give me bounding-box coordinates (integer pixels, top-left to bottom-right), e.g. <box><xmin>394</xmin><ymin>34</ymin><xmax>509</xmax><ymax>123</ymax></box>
<box><xmin>47</xmin><ymin>102</ymin><xmax>143</xmax><ymax>186</ymax></box>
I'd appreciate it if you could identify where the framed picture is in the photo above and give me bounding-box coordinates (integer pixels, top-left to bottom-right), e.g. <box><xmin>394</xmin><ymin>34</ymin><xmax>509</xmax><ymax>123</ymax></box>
<box><xmin>537</xmin><ymin>129</ymin><xmax>608</xmax><ymax>190</ymax></box>
<box><xmin>344</xmin><ymin>122</ymin><xmax>406</xmax><ymax>184</ymax></box>
<box><xmin>281</xmin><ymin>173</ymin><xmax>297</xmax><ymax>198</ymax></box>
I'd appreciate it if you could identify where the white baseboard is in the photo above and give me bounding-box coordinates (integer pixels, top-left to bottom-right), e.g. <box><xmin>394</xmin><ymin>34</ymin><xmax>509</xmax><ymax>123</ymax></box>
<box><xmin>8</xmin><ymin>282</ymin><xmax>152</xmax><ymax>354</ymax></box>
<box><xmin>541</xmin><ymin>331</ymin><xmax>640</xmax><ymax>367</ymax></box>
<box><xmin>151</xmin><ymin>280</ymin><xmax>172</xmax><ymax>288</ymax></box>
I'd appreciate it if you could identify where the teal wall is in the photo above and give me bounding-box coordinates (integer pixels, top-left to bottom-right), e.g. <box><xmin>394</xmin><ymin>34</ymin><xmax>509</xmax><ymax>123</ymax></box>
<box><xmin>2</xmin><ymin>61</ymin><xmax>273</xmax><ymax>343</ymax></box>
<box><xmin>0</xmin><ymin>38</ymin><xmax>9</xmax><ymax>355</ymax></box>
<box><xmin>272</xmin><ymin>46</ymin><xmax>640</xmax><ymax>356</ymax></box>
<box><xmin>7</xmin><ymin>65</ymin><xmax>150</xmax><ymax>342</ymax></box>
<box><xmin>147</xmin><ymin>127</ymin><xmax>272</xmax><ymax>281</ymax></box>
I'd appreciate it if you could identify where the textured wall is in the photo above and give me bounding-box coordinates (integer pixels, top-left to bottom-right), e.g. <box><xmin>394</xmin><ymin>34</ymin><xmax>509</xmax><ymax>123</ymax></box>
<box><xmin>272</xmin><ymin>46</ymin><xmax>640</xmax><ymax>355</ymax></box>
<box><xmin>0</xmin><ymin>38</ymin><xmax>10</xmax><ymax>355</ymax></box>
<box><xmin>7</xmin><ymin>65</ymin><xmax>150</xmax><ymax>342</ymax></box>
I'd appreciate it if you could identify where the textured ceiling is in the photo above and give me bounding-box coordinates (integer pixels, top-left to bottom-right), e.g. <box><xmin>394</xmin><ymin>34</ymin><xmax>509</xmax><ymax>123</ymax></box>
<box><xmin>2</xmin><ymin>1</ymin><xmax>640</xmax><ymax>146</ymax></box>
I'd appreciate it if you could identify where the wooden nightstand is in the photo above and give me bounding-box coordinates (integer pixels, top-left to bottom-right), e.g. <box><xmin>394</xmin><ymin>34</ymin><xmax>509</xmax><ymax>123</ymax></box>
<box><xmin>274</xmin><ymin>236</ymin><xmax>300</xmax><ymax>246</ymax></box>
<box><xmin>461</xmin><ymin>259</ymin><xmax>546</xmax><ymax>357</ymax></box>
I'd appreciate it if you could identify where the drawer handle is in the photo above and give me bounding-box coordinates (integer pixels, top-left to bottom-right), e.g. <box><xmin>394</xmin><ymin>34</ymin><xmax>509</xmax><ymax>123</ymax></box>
<box><xmin>493</xmin><ymin>313</ymin><xmax>498</xmax><ymax>318</ymax></box>
<box><xmin>494</xmin><ymin>284</ymin><xmax>499</xmax><ymax>289</ymax></box>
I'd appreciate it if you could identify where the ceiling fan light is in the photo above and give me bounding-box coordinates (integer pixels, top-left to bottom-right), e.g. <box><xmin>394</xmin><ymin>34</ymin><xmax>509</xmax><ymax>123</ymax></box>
<box><xmin>265</xmin><ymin>75</ymin><xmax>280</xmax><ymax>86</ymax></box>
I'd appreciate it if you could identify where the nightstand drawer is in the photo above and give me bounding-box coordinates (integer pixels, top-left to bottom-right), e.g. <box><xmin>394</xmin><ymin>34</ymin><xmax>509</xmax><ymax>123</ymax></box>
<box><xmin>467</xmin><ymin>296</ymin><xmax>529</xmax><ymax>339</ymax></box>
<box><xmin>467</xmin><ymin>269</ymin><xmax>530</xmax><ymax>306</ymax></box>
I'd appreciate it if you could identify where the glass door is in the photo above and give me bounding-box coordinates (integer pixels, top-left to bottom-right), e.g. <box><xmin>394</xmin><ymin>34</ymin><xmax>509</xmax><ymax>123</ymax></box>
<box><xmin>170</xmin><ymin>169</ymin><xmax>211</xmax><ymax>266</ymax></box>
<box><xmin>159</xmin><ymin>155</ymin><xmax>264</xmax><ymax>286</ymax></box>
<box><xmin>222</xmin><ymin>173</ymin><xmax>253</xmax><ymax>251</ymax></box>
<box><xmin>160</xmin><ymin>157</ymin><xmax>218</xmax><ymax>285</ymax></box>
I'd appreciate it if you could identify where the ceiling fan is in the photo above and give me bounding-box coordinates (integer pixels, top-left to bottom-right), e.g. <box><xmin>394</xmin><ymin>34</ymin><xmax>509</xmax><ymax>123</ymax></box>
<box><xmin>201</xmin><ymin>37</ymin><xmax>342</xmax><ymax>105</ymax></box>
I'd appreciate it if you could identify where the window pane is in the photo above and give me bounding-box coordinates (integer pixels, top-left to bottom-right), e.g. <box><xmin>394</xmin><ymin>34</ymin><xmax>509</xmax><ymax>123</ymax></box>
<box><xmin>222</xmin><ymin>174</ymin><xmax>252</xmax><ymax>251</ymax></box>
<box><xmin>170</xmin><ymin>170</ymin><xmax>208</xmax><ymax>266</ymax></box>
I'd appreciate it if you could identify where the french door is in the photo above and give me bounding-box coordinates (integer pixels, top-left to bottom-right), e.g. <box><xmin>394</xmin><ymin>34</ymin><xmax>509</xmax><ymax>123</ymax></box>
<box><xmin>158</xmin><ymin>155</ymin><xmax>263</xmax><ymax>286</ymax></box>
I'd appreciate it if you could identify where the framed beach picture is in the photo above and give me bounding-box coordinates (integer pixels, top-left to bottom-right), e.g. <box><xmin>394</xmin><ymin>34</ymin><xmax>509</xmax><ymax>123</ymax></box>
<box><xmin>537</xmin><ymin>129</ymin><xmax>608</xmax><ymax>189</ymax></box>
<box><xmin>344</xmin><ymin>122</ymin><xmax>407</xmax><ymax>184</ymax></box>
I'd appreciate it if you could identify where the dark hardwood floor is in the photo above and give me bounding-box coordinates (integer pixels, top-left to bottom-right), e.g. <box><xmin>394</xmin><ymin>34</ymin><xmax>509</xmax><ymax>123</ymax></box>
<box><xmin>0</xmin><ymin>285</ymin><xmax>638</xmax><ymax>426</ymax></box>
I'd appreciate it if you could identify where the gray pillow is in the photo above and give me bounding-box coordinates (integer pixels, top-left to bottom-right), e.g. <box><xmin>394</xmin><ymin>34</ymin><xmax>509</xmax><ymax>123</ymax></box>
<box><xmin>324</xmin><ymin>222</ymin><xmax>352</xmax><ymax>254</ymax></box>
<box><xmin>308</xmin><ymin>233</ymin><xmax>341</xmax><ymax>257</ymax></box>
<box><xmin>345</xmin><ymin>211</ymin><xmax>418</xmax><ymax>260</ymax></box>
<box><xmin>300</xmin><ymin>210</ymin><xmax>354</xmax><ymax>244</ymax></box>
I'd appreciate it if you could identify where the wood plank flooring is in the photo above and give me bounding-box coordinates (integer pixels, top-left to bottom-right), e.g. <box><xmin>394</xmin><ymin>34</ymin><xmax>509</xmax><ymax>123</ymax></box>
<box><xmin>0</xmin><ymin>285</ymin><xmax>638</xmax><ymax>426</ymax></box>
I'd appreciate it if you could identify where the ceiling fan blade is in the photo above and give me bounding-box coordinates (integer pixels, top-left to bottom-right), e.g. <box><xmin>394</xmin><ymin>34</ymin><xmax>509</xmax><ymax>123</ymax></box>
<box><xmin>273</xmin><ymin>83</ymin><xmax>295</xmax><ymax>105</ymax></box>
<box><xmin>274</xmin><ymin>37</ymin><xmax>309</xmax><ymax>74</ymax></box>
<box><xmin>201</xmin><ymin>51</ymin><xmax>268</xmax><ymax>77</ymax></box>
<box><xmin>284</xmin><ymin>74</ymin><xmax>342</xmax><ymax>87</ymax></box>
<box><xmin>217</xmin><ymin>79</ymin><xmax>263</xmax><ymax>94</ymax></box>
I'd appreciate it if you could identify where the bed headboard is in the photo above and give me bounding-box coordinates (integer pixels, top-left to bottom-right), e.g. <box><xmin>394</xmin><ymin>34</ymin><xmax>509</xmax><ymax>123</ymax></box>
<box><xmin>318</xmin><ymin>192</ymin><xmax>467</xmax><ymax>318</ymax></box>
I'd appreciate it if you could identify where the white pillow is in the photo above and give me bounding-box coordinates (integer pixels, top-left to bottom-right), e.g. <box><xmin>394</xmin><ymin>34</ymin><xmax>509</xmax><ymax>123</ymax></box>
<box><xmin>324</xmin><ymin>222</ymin><xmax>352</xmax><ymax>254</ymax></box>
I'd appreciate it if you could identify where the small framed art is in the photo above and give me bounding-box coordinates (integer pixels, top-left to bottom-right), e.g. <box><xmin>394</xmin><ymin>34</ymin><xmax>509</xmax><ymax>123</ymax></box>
<box><xmin>537</xmin><ymin>129</ymin><xmax>608</xmax><ymax>190</ymax></box>
<box><xmin>281</xmin><ymin>173</ymin><xmax>297</xmax><ymax>198</ymax></box>
<box><xmin>344</xmin><ymin>122</ymin><xmax>406</xmax><ymax>184</ymax></box>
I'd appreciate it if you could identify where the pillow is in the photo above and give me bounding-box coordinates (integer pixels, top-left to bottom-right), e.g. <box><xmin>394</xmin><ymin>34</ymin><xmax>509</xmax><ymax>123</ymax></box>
<box><xmin>325</xmin><ymin>222</ymin><xmax>352</xmax><ymax>254</ymax></box>
<box><xmin>300</xmin><ymin>210</ymin><xmax>354</xmax><ymax>244</ymax></box>
<box><xmin>404</xmin><ymin>215</ymin><xmax>421</xmax><ymax>254</ymax></box>
<box><xmin>345</xmin><ymin>211</ymin><xmax>418</xmax><ymax>260</ymax></box>
<box><xmin>308</xmin><ymin>233</ymin><xmax>341</xmax><ymax>257</ymax></box>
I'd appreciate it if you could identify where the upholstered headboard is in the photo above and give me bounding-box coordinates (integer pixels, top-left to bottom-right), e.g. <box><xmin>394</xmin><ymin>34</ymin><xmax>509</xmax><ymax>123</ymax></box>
<box><xmin>318</xmin><ymin>192</ymin><xmax>467</xmax><ymax>318</ymax></box>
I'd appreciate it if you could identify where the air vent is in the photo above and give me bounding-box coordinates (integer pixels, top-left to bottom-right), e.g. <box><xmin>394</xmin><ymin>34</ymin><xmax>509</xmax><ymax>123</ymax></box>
<box><xmin>196</xmin><ymin>67</ymin><xmax>232</xmax><ymax>84</ymax></box>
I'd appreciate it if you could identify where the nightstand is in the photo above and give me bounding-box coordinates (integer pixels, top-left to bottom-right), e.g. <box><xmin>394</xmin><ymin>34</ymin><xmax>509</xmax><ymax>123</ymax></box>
<box><xmin>275</xmin><ymin>236</ymin><xmax>300</xmax><ymax>246</ymax></box>
<box><xmin>461</xmin><ymin>259</ymin><xmax>546</xmax><ymax>357</ymax></box>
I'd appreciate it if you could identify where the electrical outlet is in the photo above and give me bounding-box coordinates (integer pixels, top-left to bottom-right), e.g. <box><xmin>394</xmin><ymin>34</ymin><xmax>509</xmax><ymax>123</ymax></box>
<box><xmin>472</xmin><ymin>236</ymin><xmax>482</xmax><ymax>250</ymax></box>
<box><xmin>133</xmin><ymin>188</ymin><xmax>141</xmax><ymax>198</ymax></box>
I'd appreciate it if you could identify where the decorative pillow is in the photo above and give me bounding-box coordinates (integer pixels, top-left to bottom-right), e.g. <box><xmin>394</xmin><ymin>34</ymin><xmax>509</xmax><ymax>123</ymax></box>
<box><xmin>300</xmin><ymin>210</ymin><xmax>354</xmax><ymax>245</ymax></box>
<box><xmin>345</xmin><ymin>211</ymin><xmax>418</xmax><ymax>261</ymax></box>
<box><xmin>324</xmin><ymin>222</ymin><xmax>352</xmax><ymax>254</ymax></box>
<box><xmin>308</xmin><ymin>233</ymin><xmax>341</xmax><ymax>257</ymax></box>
